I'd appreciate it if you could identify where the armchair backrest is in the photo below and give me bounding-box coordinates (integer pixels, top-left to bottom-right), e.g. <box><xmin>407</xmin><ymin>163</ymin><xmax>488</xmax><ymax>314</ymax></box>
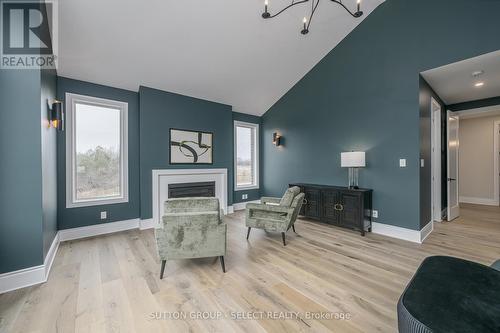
<box><xmin>164</xmin><ymin>197</ymin><xmax>220</xmax><ymax>215</ymax></box>
<box><xmin>280</xmin><ymin>186</ymin><xmax>301</xmax><ymax>207</ymax></box>
<box><xmin>289</xmin><ymin>192</ymin><xmax>305</xmax><ymax>225</ymax></box>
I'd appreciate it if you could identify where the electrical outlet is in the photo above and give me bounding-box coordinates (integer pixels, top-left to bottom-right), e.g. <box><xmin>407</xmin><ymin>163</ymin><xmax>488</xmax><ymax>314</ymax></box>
<box><xmin>372</xmin><ymin>210</ymin><xmax>378</xmax><ymax>218</ymax></box>
<box><xmin>100</xmin><ymin>211</ymin><xmax>107</xmax><ymax>220</ymax></box>
<box><xmin>242</xmin><ymin>194</ymin><xmax>248</xmax><ymax>200</ymax></box>
<box><xmin>420</xmin><ymin>159</ymin><xmax>425</xmax><ymax>168</ymax></box>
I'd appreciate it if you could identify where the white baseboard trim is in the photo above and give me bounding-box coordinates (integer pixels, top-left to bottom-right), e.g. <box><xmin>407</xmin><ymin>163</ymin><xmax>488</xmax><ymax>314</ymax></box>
<box><xmin>420</xmin><ymin>220</ymin><xmax>434</xmax><ymax>243</ymax></box>
<box><xmin>371</xmin><ymin>221</ymin><xmax>433</xmax><ymax>244</ymax></box>
<box><xmin>459</xmin><ymin>196</ymin><xmax>499</xmax><ymax>206</ymax></box>
<box><xmin>0</xmin><ymin>232</ymin><xmax>60</xmax><ymax>294</ymax></box>
<box><xmin>58</xmin><ymin>218</ymin><xmax>140</xmax><ymax>242</ymax></box>
<box><xmin>233</xmin><ymin>199</ymin><xmax>261</xmax><ymax>211</ymax></box>
<box><xmin>139</xmin><ymin>218</ymin><xmax>157</xmax><ymax>230</ymax></box>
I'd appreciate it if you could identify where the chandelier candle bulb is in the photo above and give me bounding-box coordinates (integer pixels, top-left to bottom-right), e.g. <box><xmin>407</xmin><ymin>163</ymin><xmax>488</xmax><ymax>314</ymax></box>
<box><xmin>261</xmin><ymin>0</ymin><xmax>363</xmax><ymax>34</ymax></box>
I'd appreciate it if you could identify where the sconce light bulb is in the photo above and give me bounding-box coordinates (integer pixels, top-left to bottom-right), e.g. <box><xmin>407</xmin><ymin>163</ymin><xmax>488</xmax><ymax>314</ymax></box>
<box><xmin>303</xmin><ymin>17</ymin><xmax>307</xmax><ymax>23</ymax></box>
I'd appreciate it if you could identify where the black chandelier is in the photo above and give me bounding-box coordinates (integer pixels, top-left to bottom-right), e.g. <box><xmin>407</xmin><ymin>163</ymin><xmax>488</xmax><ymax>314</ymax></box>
<box><xmin>262</xmin><ymin>0</ymin><xmax>363</xmax><ymax>35</ymax></box>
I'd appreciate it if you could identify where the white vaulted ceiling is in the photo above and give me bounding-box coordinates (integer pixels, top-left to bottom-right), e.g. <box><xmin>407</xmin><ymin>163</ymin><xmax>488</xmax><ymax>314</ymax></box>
<box><xmin>57</xmin><ymin>0</ymin><xmax>384</xmax><ymax>115</ymax></box>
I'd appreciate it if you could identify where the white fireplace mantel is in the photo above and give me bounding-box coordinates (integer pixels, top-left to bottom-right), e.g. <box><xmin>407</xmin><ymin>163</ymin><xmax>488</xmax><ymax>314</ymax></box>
<box><xmin>152</xmin><ymin>168</ymin><xmax>228</xmax><ymax>226</ymax></box>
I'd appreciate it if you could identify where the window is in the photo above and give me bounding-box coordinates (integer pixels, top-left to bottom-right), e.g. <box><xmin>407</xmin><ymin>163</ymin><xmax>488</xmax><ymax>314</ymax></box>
<box><xmin>66</xmin><ymin>93</ymin><xmax>128</xmax><ymax>208</ymax></box>
<box><xmin>234</xmin><ymin>121</ymin><xmax>259</xmax><ymax>190</ymax></box>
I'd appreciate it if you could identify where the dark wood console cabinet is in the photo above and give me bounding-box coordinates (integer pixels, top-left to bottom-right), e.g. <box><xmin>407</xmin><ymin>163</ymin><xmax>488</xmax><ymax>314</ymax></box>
<box><xmin>290</xmin><ymin>183</ymin><xmax>373</xmax><ymax>236</ymax></box>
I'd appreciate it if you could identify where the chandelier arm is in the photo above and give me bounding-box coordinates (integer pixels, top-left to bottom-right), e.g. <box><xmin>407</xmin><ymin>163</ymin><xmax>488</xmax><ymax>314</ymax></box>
<box><xmin>306</xmin><ymin>0</ymin><xmax>321</xmax><ymax>30</ymax></box>
<box><xmin>268</xmin><ymin>0</ymin><xmax>310</xmax><ymax>18</ymax></box>
<box><xmin>330</xmin><ymin>0</ymin><xmax>359</xmax><ymax>17</ymax></box>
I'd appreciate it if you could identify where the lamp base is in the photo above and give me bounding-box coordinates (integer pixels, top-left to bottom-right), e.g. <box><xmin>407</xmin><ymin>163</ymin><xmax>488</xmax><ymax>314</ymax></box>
<box><xmin>347</xmin><ymin>167</ymin><xmax>360</xmax><ymax>189</ymax></box>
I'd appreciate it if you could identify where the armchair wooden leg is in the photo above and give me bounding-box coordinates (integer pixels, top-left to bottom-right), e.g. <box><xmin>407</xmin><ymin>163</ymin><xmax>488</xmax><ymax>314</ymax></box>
<box><xmin>160</xmin><ymin>260</ymin><xmax>166</xmax><ymax>279</ymax></box>
<box><xmin>281</xmin><ymin>232</ymin><xmax>286</xmax><ymax>246</ymax></box>
<box><xmin>246</xmin><ymin>227</ymin><xmax>251</xmax><ymax>240</ymax></box>
<box><xmin>219</xmin><ymin>256</ymin><xmax>226</xmax><ymax>273</ymax></box>
<box><xmin>292</xmin><ymin>225</ymin><xmax>296</xmax><ymax>233</ymax></box>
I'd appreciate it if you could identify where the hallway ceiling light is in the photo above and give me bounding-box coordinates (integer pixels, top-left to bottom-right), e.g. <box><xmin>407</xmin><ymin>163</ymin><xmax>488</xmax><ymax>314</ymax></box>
<box><xmin>262</xmin><ymin>0</ymin><xmax>363</xmax><ymax>35</ymax></box>
<box><xmin>475</xmin><ymin>82</ymin><xmax>485</xmax><ymax>87</ymax></box>
<box><xmin>472</xmin><ymin>70</ymin><xmax>484</xmax><ymax>77</ymax></box>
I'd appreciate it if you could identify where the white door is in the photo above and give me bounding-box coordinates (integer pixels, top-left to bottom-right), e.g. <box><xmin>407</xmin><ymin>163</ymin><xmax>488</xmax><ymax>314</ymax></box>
<box><xmin>447</xmin><ymin>111</ymin><xmax>460</xmax><ymax>221</ymax></box>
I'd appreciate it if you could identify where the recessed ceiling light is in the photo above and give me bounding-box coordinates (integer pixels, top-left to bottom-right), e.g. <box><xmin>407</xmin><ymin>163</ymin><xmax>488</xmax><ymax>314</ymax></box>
<box><xmin>475</xmin><ymin>82</ymin><xmax>484</xmax><ymax>87</ymax></box>
<box><xmin>472</xmin><ymin>70</ymin><xmax>484</xmax><ymax>78</ymax></box>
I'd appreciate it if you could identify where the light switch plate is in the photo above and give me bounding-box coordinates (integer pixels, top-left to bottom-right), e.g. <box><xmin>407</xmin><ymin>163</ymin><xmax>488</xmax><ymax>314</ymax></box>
<box><xmin>242</xmin><ymin>194</ymin><xmax>248</xmax><ymax>200</ymax></box>
<box><xmin>399</xmin><ymin>159</ymin><xmax>407</xmax><ymax>167</ymax></box>
<box><xmin>100</xmin><ymin>211</ymin><xmax>107</xmax><ymax>220</ymax></box>
<box><xmin>420</xmin><ymin>159</ymin><xmax>425</xmax><ymax>168</ymax></box>
<box><xmin>372</xmin><ymin>210</ymin><xmax>378</xmax><ymax>218</ymax></box>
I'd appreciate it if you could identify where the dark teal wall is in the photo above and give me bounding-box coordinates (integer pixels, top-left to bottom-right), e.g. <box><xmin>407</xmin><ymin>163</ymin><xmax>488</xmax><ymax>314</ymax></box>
<box><xmin>261</xmin><ymin>0</ymin><xmax>500</xmax><ymax>230</ymax></box>
<box><xmin>56</xmin><ymin>77</ymin><xmax>141</xmax><ymax>229</ymax></box>
<box><xmin>41</xmin><ymin>69</ymin><xmax>58</xmax><ymax>257</ymax></box>
<box><xmin>232</xmin><ymin>112</ymin><xmax>262</xmax><ymax>203</ymax></box>
<box><xmin>139</xmin><ymin>86</ymin><xmax>234</xmax><ymax>219</ymax></box>
<box><xmin>0</xmin><ymin>69</ymin><xmax>44</xmax><ymax>273</ymax></box>
<box><xmin>448</xmin><ymin>96</ymin><xmax>500</xmax><ymax>112</ymax></box>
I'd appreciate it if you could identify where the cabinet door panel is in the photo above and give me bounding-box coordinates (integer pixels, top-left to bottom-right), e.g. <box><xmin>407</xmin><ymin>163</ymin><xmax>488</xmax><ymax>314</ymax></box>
<box><xmin>321</xmin><ymin>190</ymin><xmax>339</xmax><ymax>224</ymax></box>
<box><xmin>304</xmin><ymin>189</ymin><xmax>320</xmax><ymax>218</ymax></box>
<box><xmin>340</xmin><ymin>192</ymin><xmax>361</xmax><ymax>228</ymax></box>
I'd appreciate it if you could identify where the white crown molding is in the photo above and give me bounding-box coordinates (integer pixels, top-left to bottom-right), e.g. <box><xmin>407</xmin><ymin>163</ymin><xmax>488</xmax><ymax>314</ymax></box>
<box><xmin>372</xmin><ymin>221</ymin><xmax>434</xmax><ymax>244</ymax></box>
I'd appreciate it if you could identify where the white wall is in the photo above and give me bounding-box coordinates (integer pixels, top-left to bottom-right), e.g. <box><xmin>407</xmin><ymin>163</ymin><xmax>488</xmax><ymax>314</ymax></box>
<box><xmin>459</xmin><ymin>115</ymin><xmax>499</xmax><ymax>205</ymax></box>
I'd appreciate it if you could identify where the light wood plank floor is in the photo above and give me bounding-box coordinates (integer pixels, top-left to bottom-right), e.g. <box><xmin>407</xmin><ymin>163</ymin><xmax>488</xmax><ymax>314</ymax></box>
<box><xmin>1</xmin><ymin>204</ymin><xmax>499</xmax><ymax>333</ymax></box>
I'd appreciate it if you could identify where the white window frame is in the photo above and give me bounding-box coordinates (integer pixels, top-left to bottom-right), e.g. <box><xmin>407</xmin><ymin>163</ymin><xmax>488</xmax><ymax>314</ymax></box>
<box><xmin>234</xmin><ymin>120</ymin><xmax>259</xmax><ymax>190</ymax></box>
<box><xmin>65</xmin><ymin>93</ymin><xmax>129</xmax><ymax>208</ymax></box>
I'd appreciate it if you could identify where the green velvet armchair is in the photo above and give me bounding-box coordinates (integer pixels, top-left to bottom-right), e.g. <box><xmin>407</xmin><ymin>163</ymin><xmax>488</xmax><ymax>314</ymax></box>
<box><xmin>155</xmin><ymin>197</ymin><xmax>227</xmax><ymax>279</ymax></box>
<box><xmin>245</xmin><ymin>186</ymin><xmax>305</xmax><ymax>246</ymax></box>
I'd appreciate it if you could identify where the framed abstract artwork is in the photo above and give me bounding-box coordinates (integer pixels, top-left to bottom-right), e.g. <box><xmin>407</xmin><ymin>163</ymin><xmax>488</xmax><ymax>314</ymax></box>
<box><xmin>169</xmin><ymin>128</ymin><xmax>213</xmax><ymax>164</ymax></box>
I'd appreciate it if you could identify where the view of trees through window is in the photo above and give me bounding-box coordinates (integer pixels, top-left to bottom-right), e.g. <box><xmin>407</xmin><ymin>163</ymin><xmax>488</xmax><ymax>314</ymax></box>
<box><xmin>75</xmin><ymin>103</ymin><xmax>121</xmax><ymax>200</ymax></box>
<box><xmin>236</xmin><ymin>125</ymin><xmax>255</xmax><ymax>187</ymax></box>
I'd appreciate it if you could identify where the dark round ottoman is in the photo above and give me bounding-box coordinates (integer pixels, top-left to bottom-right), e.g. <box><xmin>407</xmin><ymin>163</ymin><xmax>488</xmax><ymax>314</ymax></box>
<box><xmin>397</xmin><ymin>256</ymin><xmax>500</xmax><ymax>333</ymax></box>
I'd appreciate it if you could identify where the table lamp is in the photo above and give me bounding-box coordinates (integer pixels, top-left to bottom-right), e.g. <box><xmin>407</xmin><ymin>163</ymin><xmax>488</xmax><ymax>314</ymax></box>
<box><xmin>341</xmin><ymin>151</ymin><xmax>365</xmax><ymax>189</ymax></box>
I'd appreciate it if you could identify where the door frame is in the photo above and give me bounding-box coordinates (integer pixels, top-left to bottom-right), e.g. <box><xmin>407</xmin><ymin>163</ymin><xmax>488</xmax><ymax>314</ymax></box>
<box><xmin>431</xmin><ymin>98</ymin><xmax>442</xmax><ymax>222</ymax></box>
<box><xmin>447</xmin><ymin>111</ymin><xmax>460</xmax><ymax>221</ymax></box>
<box><xmin>493</xmin><ymin>120</ymin><xmax>500</xmax><ymax>205</ymax></box>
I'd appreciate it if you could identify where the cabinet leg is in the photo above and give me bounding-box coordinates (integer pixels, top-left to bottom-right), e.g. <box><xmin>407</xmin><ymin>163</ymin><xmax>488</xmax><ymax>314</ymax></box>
<box><xmin>246</xmin><ymin>227</ymin><xmax>251</xmax><ymax>240</ymax></box>
<box><xmin>292</xmin><ymin>225</ymin><xmax>296</xmax><ymax>233</ymax></box>
<box><xmin>361</xmin><ymin>230</ymin><xmax>365</xmax><ymax>237</ymax></box>
<box><xmin>281</xmin><ymin>232</ymin><xmax>286</xmax><ymax>246</ymax></box>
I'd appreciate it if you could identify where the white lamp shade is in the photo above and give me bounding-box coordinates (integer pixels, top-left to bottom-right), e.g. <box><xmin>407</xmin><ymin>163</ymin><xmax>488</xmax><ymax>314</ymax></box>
<box><xmin>341</xmin><ymin>151</ymin><xmax>365</xmax><ymax>168</ymax></box>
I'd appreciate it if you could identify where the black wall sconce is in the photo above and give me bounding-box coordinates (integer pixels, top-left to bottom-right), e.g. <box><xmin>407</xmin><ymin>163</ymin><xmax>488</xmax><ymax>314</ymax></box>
<box><xmin>49</xmin><ymin>100</ymin><xmax>64</xmax><ymax>131</ymax></box>
<box><xmin>272</xmin><ymin>132</ymin><xmax>282</xmax><ymax>146</ymax></box>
